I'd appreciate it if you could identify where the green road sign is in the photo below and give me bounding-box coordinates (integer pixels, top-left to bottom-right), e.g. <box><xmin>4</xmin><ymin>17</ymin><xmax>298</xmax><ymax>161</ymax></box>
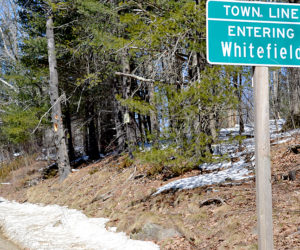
<box><xmin>207</xmin><ymin>0</ymin><xmax>300</xmax><ymax>67</ymax></box>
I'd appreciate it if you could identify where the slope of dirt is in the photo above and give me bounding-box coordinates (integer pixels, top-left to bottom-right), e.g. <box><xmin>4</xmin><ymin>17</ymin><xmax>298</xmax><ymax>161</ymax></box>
<box><xmin>0</xmin><ymin>139</ymin><xmax>300</xmax><ymax>249</ymax></box>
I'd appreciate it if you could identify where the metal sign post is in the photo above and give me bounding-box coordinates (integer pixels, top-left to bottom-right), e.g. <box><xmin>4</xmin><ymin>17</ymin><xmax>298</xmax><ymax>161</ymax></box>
<box><xmin>253</xmin><ymin>66</ymin><xmax>273</xmax><ymax>250</ymax></box>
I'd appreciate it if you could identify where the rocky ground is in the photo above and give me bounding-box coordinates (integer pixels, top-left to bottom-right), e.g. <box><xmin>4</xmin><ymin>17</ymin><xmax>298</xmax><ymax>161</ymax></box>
<box><xmin>0</xmin><ymin>136</ymin><xmax>299</xmax><ymax>249</ymax></box>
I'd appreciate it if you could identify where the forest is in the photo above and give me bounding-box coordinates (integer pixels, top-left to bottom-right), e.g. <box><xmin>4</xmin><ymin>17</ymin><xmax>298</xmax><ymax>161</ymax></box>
<box><xmin>1</xmin><ymin>0</ymin><xmax>298</xmax><ymax>181</ymax></box>
<box><xmin>0</xmin><ymin>0</ymin><xmax>299</xmax><ymax>249</ymax></box>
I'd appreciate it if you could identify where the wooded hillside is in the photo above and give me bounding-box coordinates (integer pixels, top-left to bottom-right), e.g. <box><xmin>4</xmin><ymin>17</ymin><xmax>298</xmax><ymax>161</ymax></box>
<box><xmin>0</xmin><ymin>0</ymin><xmax>298</xmax><ymax>180</ymax></box>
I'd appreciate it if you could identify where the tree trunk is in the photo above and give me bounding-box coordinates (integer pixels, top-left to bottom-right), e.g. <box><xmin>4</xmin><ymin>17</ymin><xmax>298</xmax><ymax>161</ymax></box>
<box><xmin>87</xmin><ymin>115</ymin><xmax>99</xmax><ymax>160</ymax></box>
<box><xmin>271</xmin><ymin>70</ymin><xmax>281</xmax><ymax>131</ymax></box>
<box><xmin>227</xmin><ymin>109</ymin><xmax>237</xmax><ymax>128</ymax></box>
<box><xmin>83</xmin><ymin>120</ymin><xmax>89</xmax><ymax>156</ymax></box>
<box><xmin>148</xmin><ymin>82</ymin><xmax>159</xmax><ymax>146</ymax></box>
<box><xmin>289</xmin><ymin>68</ymin><xmax>300</xmax><ymax>115</ymax></box>
<box><xmin>85</xmin><ymin>96</ymin><xmax>100</xmax><ymax>160</ymax></box>
<box><xmin>113</xmin><ymin>77</ymin><xmax>126</xmax><ymax>152</ymax></box>
<box><xmin>209</xmin><ymin>112</ymin><xmax>217</xmax><ymax>141</ymax></box>
<box><xmin>236</xmin><ymin>72</ymin><xmax>244</xmax><ymax>134</ymax></box>
<box><xmin>64</xmin><ymin>101</ymin><xmax>75</xmax><ymax>162</ymax></box>
<box><xmin>272</xmin><ymin>70</ymin><xmax>280</xmax><ymax>120</ymax></box>
<box><xmin>121</xmin><ymin>50</ymin><xmax>136</xmax><ymax>152</ymax></box>
<box><xmin>287</xmin><ymin>0</ymin><xmax>300</xmax><ymax>128</ymax></box>
<box><xmin>46</xmin><ymin>15</ymin><xmax>70</xmax><ymax>181</ymax></box>
<box><xmin>98</xmin><ymin>87</ymin><xmax>117</xmax><ymax>154</ymax></box>
<box><xmin>146</xmin><ymin>60</ymin><xmax>159</xmax><ymax>146</ymax></box>
<box><xmin>286</xmin><ymin>67</ymin><xmax>300</xmax><ymax>128</ymax></box>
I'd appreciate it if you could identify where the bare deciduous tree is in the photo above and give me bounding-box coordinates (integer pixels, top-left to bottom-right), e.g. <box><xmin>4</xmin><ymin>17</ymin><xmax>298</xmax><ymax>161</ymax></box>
<box><xmin>0</xmin><ymin>0</ymin><xmax>20</xmax><ymax>92</ymax></box>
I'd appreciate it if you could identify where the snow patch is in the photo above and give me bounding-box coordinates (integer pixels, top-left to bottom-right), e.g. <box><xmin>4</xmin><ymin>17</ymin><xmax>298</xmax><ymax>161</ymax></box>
<box><xmin>200</xmin><ymin>161</ymin><xmax>232</xmax><ymax>171</ymax></box>
<box><xmin>153</xmin><ymin>161</ymin><xmax>253</xmax><ymax>195</ymax></box>
<box><xmin>154</xmin><ymin>119</ymin><xmax>295</xmax><ymax>195</ymax></box>
<box><xmin>0</xmin><ymin>198</ymin><xmax>159</xmax><ymax>250</ymax></box>
<box><xmin>13</xmin><ymin>152</ymin><xmax>22</xmax><ymax>157</ymax></box>
<box><xmin>271</xmin><ymin>137</ymin><xmax>292</xmax><ymax>145</ymax></box>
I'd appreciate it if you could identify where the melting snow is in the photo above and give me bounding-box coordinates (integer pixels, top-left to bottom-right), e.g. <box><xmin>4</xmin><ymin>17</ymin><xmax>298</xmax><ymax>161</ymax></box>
<box><xmin>154</xmin><ymin>161</ymin><xmax>253</xmax><ymax>195</ymax></box>
<box><xmin>0</xmin><ymin>198</ymin><xmax>159</xmax><ymax>250</ymax></box>
<box><xmin>154</xmin><ymin>119</ymin><xmax>298</xmax><ymax>195</ymax></box>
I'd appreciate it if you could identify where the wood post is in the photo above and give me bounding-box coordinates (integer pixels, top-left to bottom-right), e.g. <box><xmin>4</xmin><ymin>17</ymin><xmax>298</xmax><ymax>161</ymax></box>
<box><xmin>253</xmin><ymin>66</ymin><xmax>274</xmax><ymax>250</ymax></box>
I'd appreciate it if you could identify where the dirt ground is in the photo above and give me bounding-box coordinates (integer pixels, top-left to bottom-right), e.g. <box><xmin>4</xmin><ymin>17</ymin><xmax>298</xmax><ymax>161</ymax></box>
<box><xmin>0</xmin><ymin>139</ymin><xmax>299</xmax><ymax>249</ymax></box>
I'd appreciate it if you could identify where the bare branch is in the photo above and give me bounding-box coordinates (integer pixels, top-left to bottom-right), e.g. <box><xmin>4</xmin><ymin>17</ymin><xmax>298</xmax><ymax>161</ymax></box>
<box><xmin>115</xmin><ymin>72</ymin><xmax>155</xmax><ymax>83</ymax></box>
<box><xmin>0</xmin><ymin>27</ymin><xmax>17</xmax><ymax>62</ymax></box>
<box><xmin>115</xmin><ymin>71</ymin><xmax>183</xmax><ymax>86</ymax></box>
<box><xmin>31</xmin><ymin>94</ymin><xmax>66</xmax><ymax>134</ymax></box>
<box><xmin>0</xmin><ymin>77</ymin><xmax>18</xmax><ymax>92</ymax></box>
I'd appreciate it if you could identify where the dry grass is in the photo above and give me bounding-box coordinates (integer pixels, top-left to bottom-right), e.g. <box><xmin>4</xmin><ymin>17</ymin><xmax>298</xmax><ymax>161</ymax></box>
<box><xmin>0</xmin><ymin>154</ymin><xmax>35</xmax><ymax>181</ymax></box>
<box><xmin>0</xmin><ymin>154</ymin><xmax>46</xmax><ymax>190</ymax></box>
<box><xmin>0</xmin><ymin>142</ymin><xmax>299</xmax><ymax>249</ymax></box>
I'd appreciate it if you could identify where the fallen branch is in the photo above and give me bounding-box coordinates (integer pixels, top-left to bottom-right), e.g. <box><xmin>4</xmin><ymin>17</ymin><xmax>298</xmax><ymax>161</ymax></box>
<box><xmin>91</xmin><ymin>191</ymin><xmax>112</xmax><ymax>203</ymax></box>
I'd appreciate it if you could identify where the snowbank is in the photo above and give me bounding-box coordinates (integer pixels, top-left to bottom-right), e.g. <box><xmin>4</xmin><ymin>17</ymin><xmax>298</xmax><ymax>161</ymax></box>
<box><xmin>0</xmin><ymin>198</ymin><xmax>159</xmax><ymax>250</ymax></box>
